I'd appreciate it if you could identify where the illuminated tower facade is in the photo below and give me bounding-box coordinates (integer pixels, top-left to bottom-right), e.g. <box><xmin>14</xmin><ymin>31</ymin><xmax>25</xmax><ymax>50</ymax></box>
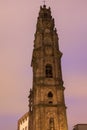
<box><xmin>28</xmin><ymin>5</ymin><xmax>68</xmax><ymax>130</ymax></box>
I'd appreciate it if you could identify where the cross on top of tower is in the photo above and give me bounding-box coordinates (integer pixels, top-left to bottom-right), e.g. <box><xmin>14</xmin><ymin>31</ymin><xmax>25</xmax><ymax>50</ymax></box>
<box><xmin>43</xmin><ymin>0</ymin><xmax>46</xmax><ymax>5</ymax></box>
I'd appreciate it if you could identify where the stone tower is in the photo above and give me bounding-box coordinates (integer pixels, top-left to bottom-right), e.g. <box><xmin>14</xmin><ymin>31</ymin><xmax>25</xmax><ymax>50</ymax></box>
<box><xmin>28</xmin><ymin>5</ymin><xmax>68</xmax><ymax>130</ymax></box>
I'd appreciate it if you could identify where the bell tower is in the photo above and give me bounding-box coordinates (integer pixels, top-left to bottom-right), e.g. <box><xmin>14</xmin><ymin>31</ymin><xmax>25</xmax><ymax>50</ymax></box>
<box><xmin>28</xmin><ymin>5</ymin><xmax>68</xmax><ymax>130</ymax></box>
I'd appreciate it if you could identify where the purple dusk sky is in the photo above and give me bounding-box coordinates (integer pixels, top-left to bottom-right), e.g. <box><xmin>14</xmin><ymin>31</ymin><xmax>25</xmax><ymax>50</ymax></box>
<box><xmin>0</xmin><ymin>0</ymin><xmax>87</xmax><ymax>130</ymax></box>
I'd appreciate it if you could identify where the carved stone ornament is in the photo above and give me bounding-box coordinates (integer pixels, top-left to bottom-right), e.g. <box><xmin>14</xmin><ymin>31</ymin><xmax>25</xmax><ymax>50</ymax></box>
<box><xmin>45</xmin><ymin>46</ymin><xmax>53</xmax><ymax>55</ymax></box>
<box><xmin>45</xmin><ymin>28</ymin><xmax>50</xmax><ymax>33</ymax></box>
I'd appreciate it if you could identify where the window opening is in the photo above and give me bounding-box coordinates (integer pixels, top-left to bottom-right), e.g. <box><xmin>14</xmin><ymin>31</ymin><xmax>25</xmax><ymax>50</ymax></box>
<box><xmin>46</xmin><ymin>64</ymin><xmax>53</xmax><ymax>78</ymax></box>
<box><xmin>48</xmin><ymin>92</ymin><xmax>53</xmax><ymax>98</ymax></box>
<box><xmin>49</xmin><ymin>101</ymin><xmax>53</xmax><ymax>104</ymax></box>
<box><xmin>49</xmin><ymin>118</ymin><xmax>55</xmax><ymax>130</ymax></box>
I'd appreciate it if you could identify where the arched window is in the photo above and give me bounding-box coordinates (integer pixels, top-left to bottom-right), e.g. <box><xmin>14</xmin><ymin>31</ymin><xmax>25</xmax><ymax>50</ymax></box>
<box><xmin>48</xmin><ymin>92</ymin><xmax>53</xmax><ymax>98</ymax></box>
<box><xmin>45</xmin><ymin>64</ymin><xmax>53</xmax><ymax>78</ymax></box>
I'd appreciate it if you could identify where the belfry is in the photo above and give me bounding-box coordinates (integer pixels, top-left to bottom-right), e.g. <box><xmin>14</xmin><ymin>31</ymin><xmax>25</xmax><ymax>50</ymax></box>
<box><xmin>28</xmin><ymin>4</ymin><xmax>68</xmax><ymax>130</ymax></box>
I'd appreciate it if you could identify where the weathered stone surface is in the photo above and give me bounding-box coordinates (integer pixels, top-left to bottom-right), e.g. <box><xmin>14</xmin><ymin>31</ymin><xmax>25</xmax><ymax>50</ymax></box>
<box><xmin>29</xmin><ymin>4</ymin><xmax>68</xmax><ymax>130</ymax></box>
